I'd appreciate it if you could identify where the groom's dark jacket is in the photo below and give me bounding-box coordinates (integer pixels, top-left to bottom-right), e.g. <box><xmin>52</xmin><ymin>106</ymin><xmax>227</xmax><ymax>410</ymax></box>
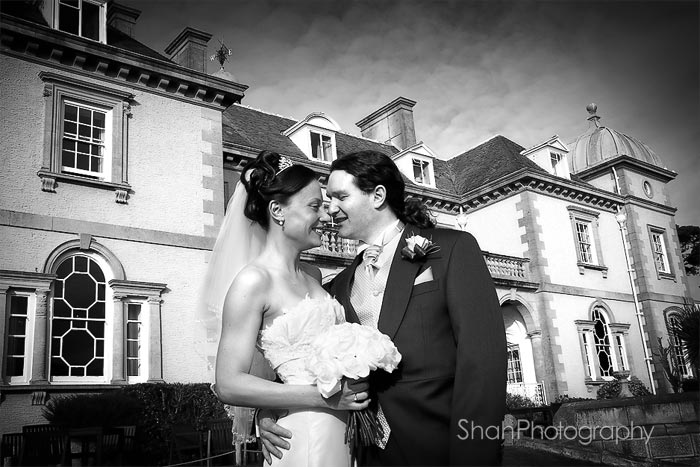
<box><xmin>327</xmin><ymin>225</ymin><xmax>507</xmax><ymax>466</ymax></box>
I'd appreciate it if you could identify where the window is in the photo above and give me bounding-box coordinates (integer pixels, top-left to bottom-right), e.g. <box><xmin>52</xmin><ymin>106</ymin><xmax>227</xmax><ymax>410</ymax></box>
<box><xmin>412</xmin><ymin>159</ymin><xmax>431</xmax><ymax>185</ymax></box>
<box><xmin>575</xmin><ymin>220</ymin><xmax>594</xmax><ymax>264</ymax></box>
<box><xmin>39</xmin><ymin>72</ymin><xmax>133</xmax><ymax>202</ymax></box>
<box><xmin>667</xmin><ymin>313</ymin><xmax>692</xmax><ymax>378</ymax></box>
<box><xmin>5</xmin><ymin>293</ymin><xmax>31</xmax><ymax>381</ymax></box>
<box><xmin>550</xmin><ymin>152</ymin><xmax>563</xmax><ymax>176</ymax></box>
<box><xmin>2</xmin><ymin>243</ymin><xmax>166</xmax><ymax>385</ymax></box>
<box><xmin>576</xmin><ymin>304</ymin><xmax>630</xmax><ymax>382</ymax></box>
<box><xmin>506</xmin><ymin>345</ymin><xmax>523</xmax><ymax>383</ymax></box>
<box><xmin>592</xmin><ymin>308</ymin><xmax>613</xmax><ymax>378</ymax></box>
<box><xmin>61</xmin><ymin>101</ymin><xmax>111</xmax><ymax>179</ymax></box>
<box><xmin>567</xmin><ymin>206</ymin><xmax>607</xmax><ymax>276</ymax></box>
<box><xmin>614</xmin><ymin>335</ymin><xmax>628</xmax><ymax>372</ymax></box>
<box><xmin>310</xmin><ymin>132</ymin><xmax>333</xmax><ymax>162</ymax></box>
<box><xmin>0</xmin><ymin>271</ymin><xmax>53</xmax><ymax>385</ymax></box>
<box><xmin>126</xmin><ymin>303</ymin><xmax>143</xmax><ymax>379</ymax></box>
<box><xmin>649</xmin><ymin>228</ymin><xmax>670</xmax><ymax>274</ymax></box>
<box><xmin>50</xmin><ymin>255</ymin><xmax>107</xmax><ymax>380</ymax></box>
<box><xmin>56</xmin><ymin>0</ymin><xmax>106</xmax><ymax>43</ymax></box>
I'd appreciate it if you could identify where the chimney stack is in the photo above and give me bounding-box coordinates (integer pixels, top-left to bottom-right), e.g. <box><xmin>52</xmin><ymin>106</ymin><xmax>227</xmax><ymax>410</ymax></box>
<box><xmin>356</xmin><ymin>97</ymin><xmax>417</xmax><ymax>150</ymax></box>
<box><xmin>107</xmin><ymin>2</ymin><xmax>141</xmax><ymax>38</ymax></box>
<box><xmin>164</xmin><ymin>27</ymin><xmax>213</xmax><ymax>73</ymax></box>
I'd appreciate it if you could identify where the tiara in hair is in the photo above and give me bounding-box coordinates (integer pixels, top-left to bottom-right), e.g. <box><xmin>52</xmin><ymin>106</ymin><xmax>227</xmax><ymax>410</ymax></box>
<box><xmin>276</xmin><ymin>156</ymin><xmax>294</xmax><ymax>175</ymax></box>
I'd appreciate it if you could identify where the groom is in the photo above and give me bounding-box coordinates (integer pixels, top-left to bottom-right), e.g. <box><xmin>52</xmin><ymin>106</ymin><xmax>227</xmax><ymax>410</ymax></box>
<box><xmin>260</xmin><ymin>150</ymin><xmax>506</xmax><ymax>465</ymax></box>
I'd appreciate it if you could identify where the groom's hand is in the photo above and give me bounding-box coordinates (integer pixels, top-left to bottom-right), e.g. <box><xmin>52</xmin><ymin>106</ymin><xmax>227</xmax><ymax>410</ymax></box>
<box><xmin>257</xmin><ymin>408</ymin><xmax>291</xmax><ymax>464</ymax></box>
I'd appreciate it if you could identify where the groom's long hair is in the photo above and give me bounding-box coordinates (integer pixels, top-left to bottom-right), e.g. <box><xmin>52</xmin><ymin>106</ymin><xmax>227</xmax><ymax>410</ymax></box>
<box><xmin>331</xmin><ymin>150</ymin><xmax>435</xmax><ymax>229</ymax></box>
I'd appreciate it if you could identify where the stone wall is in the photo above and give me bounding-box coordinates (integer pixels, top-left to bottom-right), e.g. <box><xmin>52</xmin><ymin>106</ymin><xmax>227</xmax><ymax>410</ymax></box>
<box><xmin>553</xmin><ymin>392</ymin><xmax>699</xmax><ymax>462</ymax></box>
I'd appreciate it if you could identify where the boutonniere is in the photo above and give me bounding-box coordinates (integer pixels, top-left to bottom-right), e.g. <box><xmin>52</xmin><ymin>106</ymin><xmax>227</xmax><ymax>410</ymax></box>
<box><xmin>401</xmin><ymin>234</ymin><xmax>440</xmax><ymax>261</ymax></box>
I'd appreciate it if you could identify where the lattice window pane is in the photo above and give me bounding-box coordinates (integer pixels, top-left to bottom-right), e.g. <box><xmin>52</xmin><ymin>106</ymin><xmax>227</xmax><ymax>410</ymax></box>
<box><xmin>592</xmin><ymin>308</ymin><xmax>613</xmax><ymax>377</ymax></box>
<box><xmin>51</xmin><ymin>255</ymin><xmax>106</xmax><ymax>379</ymax></box>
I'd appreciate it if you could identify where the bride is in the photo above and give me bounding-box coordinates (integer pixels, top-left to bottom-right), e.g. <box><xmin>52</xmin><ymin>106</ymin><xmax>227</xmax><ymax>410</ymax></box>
<box><xmin>205</xmin><ymin>150</ymin><xmax>368</xmax><ymax>466</ymax></box>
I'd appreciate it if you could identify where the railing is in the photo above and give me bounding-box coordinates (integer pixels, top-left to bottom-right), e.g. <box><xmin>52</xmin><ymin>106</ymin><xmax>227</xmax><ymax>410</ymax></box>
<box><xmin>484</xmin><ymin>252</ymin><xmax>531</xmax><ymax>282</ymax></box>
<box><xmin>308</xmin><ymin>226</ymin><xmax>358</xmax><ymax>258</ymax></box>
<box><xmin>507</xmin><ymin>381</ymin><xmax>547</xmax><ymax>406</ymax></box>
<box><xmin>308</xmin><ymin>229</ymin><xmax>532</xmax><ymax>285</ymax></box>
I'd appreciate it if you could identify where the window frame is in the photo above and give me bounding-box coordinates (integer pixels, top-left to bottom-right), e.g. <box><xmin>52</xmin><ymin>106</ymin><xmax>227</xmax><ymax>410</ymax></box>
<box><xmin>412</xmin><ymin>158</ymin><xmax>433</xmax><ymax>186</ymax></box>
<box><xmin>309</xmin><ymin>130</ymin><xmax>335</xmax><ymax>163</ymax></box>
<box><xmin>576</xmin><ymin>304</ymin><xmax>631</xmax><ymax>384</ymax></box>
<box><xmin>0</xmin><ymin>271</ymin><xmax>54</xmax><ymax>386</ymax></box>
<box><xmin>54</xmin><ymin>0</ymin><xmax>107</xmax><ymax>44</ymax></box>
<box><xmin>567</xmin><ymin>206</ymin><xmax>608</xmax><ymax>277</ymax></box>
<box><xmin>48</xmin><ymin>252</ymin><xmax>112</xmax><ymax>383</ymax></box>
<box><xmin>506</xmin><ymin>344</ymin><xmax>523</xmax><ymax>384</ymax></box>
<box><xmin>124</xmin><ymin>299</ymin><xmax>149</xmax><ymax>384</ymax></box>
<box><xmin>4</xmin><ymin>291</ymin><xmax>35</xmax><ymax>384</ymax></box>
<box><xmin>647</xmin><ymin>225</ymin><xmax>675</xmax><ymax>280</ymax></box>
<box><xmin>665</xmin><ymin>311</ymin><xmax>694</xmax><ymax>378</ymax></box>
<box><xmin>550</xmin><ymin>152</ymin><xmax>563</xmax><ymax>176</ymax></box>
<box><xmin>38</xmin><ymin>72</ymin><xmax>133</xmax><ymax>203</ymax></box>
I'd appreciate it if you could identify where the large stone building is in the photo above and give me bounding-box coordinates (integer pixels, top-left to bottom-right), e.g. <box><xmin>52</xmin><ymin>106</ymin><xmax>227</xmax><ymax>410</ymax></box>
<box><xmin>1</xmin><ymin>0</ymin><xmax>694</xmax><ymax>433</ymax></box>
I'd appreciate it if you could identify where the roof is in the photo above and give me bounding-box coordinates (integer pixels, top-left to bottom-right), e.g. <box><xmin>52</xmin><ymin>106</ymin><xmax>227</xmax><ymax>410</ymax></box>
<box><xmin>434</xmin><ymin>135</ymin><xmax>548</xmax><ymax>194</ymax></box>
<box><xmin>107</xmin><ymin>26</ymin><xmax>169</xmax><ymax>61</ymax></box>
<box><xmin>223</xmin><ymin>104</ymin><xmax>399</xmax><ymax>162</ymax></box>
<box><xmin>1</xmin><ymin>1</ymin><xmax>169</xmax><ymax>62</ymax></box>
<box><xmin>568</xmin><ymin>123</ymin><xmax>664</xmax><ymax>173</ymax></box>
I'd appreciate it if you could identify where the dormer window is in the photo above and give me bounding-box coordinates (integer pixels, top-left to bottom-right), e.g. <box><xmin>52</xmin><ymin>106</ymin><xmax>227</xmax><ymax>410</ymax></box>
<box><xmin>413</xmin><ymin>158</ymin><xmax>431</xmax><ymax>185</ymax></box>
<box><xmin>550</xmin><ymin>152</ymin><xmax>564</xmax><ymax>176</ymax></box>
<box><xmin>311</xmin><ymin>132</ymin><xmax>333</xmax><ymax>162</ymax></box>
<box><xmin>56</xmin><ymin>0</ymin><xmax>106</xmax><ymax>43</ymax></box>
<box><xmin>283</xmin><ymin>113</ymin><xmax>340</xmax><ymax>164</ymax></box>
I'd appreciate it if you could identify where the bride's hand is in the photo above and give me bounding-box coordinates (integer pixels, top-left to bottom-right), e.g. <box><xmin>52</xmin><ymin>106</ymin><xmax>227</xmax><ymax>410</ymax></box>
<box><xmin>324</xmin><ymin>378</ymin><xmax>370</xmax><ymax>411</ymax></box>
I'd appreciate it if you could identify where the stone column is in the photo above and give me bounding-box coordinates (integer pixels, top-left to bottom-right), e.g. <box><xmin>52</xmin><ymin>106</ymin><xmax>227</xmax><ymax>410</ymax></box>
<box><xmin>111</xmin><ymin>295</ymin><xmax>126</xmax><ymax>384</ymax></box>
<box><xmin>29</xmin><ymin>288</ymin><xmax>51</xmax><ymax>384</ymax></box>
<box><xmin>147</xmin><ymin>297</ymin><xmax>164</xmax><ymax>382</ymax></box>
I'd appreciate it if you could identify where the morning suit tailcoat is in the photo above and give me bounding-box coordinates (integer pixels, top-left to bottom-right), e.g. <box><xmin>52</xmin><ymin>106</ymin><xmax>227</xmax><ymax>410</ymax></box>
<box><xmin>327</xmin><ymin>225</ymin><xmax>507</xmax><ymax>466</ymax></box>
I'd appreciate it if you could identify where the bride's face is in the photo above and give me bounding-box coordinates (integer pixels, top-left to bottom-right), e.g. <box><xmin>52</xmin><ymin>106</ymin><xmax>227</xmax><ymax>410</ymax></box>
<box><xmin>280</xmin><ymin>180</ymin><xmax>329</xmax><ymax>249</ymax></box>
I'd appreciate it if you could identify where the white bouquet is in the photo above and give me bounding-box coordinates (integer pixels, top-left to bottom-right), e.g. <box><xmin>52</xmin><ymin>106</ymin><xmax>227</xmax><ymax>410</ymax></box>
<box><xmin>307</xmin><ymin>322</ymin><xmax>402</xmax><ymax>451</ymax></box>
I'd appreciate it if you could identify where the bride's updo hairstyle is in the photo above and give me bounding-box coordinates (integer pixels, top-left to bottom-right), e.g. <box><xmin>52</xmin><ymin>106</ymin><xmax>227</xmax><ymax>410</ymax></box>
<box><xmin>241</xmin><ymin>150</ymin><xmax>317</xmax><ymax>229</ymax></box>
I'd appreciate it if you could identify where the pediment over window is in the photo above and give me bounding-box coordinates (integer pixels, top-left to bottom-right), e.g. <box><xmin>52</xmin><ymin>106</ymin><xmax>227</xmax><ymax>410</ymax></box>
<box><xmin>392</xmin><ymin>142</ymin><xmax>438</xmax><ymax>188</ymax></box>
<box><xmin>520</xmin><ymin>135</ymin><xmax>571</xmax><ymax>179</ymax></box>
<box><xmin>283</xmin><ymin>113</ymin><xmax>341</xmax><ymax>163</ymax></box>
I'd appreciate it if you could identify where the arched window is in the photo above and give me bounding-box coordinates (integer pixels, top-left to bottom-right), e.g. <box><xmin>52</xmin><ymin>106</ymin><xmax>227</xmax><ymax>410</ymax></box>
<box><xmin>592</xmin><ymin>307</ymin><xmax>613</xmax><ymax>378</ymax></box>
<box><xmin>50</xmin><ymin>254</ymin><xmax>108</xmax><ymax>380</ymax></box>
<box><xmin>576</xmin><ymin>302</ymin><xmax>630</xmax><ymax>381</ymax></box>
<box><xmin>666</xmin><ymin>312</ymin><xmax>692</xmax><ymax>378</ymax></box>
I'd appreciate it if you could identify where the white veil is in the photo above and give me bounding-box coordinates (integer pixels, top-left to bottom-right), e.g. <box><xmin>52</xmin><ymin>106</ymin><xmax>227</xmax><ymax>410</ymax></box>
<box><xmin>196</xmin><ymin>180</ymin><xmax>273</xmax><ymax>444</ymax></box>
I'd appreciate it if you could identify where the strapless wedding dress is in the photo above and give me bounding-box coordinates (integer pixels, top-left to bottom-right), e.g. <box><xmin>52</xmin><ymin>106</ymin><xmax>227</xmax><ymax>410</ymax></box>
<box><xmin>258</xmin><ymin>295</ymin><xmax>351</xmax><ymax>467</ymax></box>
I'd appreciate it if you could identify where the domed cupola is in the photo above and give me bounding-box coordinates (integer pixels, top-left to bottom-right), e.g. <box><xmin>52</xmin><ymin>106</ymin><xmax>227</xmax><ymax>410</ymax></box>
<box><xmin>568</xmin><ymin>104</ymin><xmax>663</xmax><ymax>174</ymax></box>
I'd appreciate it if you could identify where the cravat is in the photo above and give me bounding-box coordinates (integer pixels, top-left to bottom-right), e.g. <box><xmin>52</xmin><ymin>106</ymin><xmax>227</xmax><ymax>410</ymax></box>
<box><xmin>362</xmin><ymin>244</ymin><xmax>383</xmax><ymax>277</ymax></box>
<box><xmin>355</xmin><ymin>246</ymin><xmax>392</xmax><ymax>449</ymax></box>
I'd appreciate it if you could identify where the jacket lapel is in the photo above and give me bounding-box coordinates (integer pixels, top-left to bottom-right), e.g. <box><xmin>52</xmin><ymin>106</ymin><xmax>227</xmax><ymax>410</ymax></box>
<box><xmin>377</xmin><ymin>225</ymin><xmax>424</xmax><ymax>340</ymax></box>
<box><xmin>338</xmin><ymin>252</ymin><xmax>363</xmax><ymax>324</ymax></box>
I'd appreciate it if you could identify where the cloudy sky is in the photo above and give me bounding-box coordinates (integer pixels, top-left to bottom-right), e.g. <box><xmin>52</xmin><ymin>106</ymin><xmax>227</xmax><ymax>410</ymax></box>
<box><xmin>124</xmin><ymin>0</ymin><xmax>699</xmax><ymax>225</ymax></box>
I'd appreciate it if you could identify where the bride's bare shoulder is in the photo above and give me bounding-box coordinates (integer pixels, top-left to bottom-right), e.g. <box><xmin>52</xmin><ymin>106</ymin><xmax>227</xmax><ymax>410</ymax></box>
<box><xmin>229</xmin><ymin>263</ymin><xmax>271</xmax><ymax>295</ymax></box>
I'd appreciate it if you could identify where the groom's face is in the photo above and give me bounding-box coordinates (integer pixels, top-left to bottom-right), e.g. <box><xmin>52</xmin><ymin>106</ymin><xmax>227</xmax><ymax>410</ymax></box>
<box><xmin>326</xmin><ymin>170</ymin><xmax>375</xmax><ymax>242</ymax></box>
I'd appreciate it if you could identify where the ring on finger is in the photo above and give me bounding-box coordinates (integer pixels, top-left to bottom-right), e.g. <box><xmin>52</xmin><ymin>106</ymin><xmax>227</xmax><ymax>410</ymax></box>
<box><xmin>353</xmin><ymin>393</ymin><xmax>357</xmax><ymax>402</ymax></box>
